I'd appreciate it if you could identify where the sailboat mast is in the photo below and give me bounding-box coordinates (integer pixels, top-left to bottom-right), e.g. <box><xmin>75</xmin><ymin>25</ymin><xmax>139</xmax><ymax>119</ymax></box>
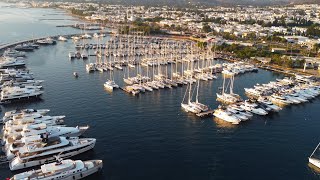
<box><xmin>230</xmin><ymin>75</ymin><xmax>234</xmax><ymax>94</ymax></box>
<box><xmin>196</xmin><ymin>79</ymin><xmax>200</xmax><ymax>103</ymax></box>
<box><xmin>188</xmin><ymin>82</ymin><xmax>192</xmax><ymax>104</ymax></box>
<box><xmin>310</xmin><ymin>142</ymin><xmax>320</xmax><ymax>158</ymax></box>
<box><xmin>222</xmin><ymin>74</ymin><xmax>225</xmax><ymax>94</ymax></box>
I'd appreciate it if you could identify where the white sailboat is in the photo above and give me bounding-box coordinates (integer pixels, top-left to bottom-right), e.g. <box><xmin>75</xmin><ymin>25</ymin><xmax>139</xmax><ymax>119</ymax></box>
<box><xmin>181</xmin><ymin>83</ymin><xmax>201</xmax><ymax>114</ymax></box>
<box><xmin>189</xmin><ymin>80</ymin><xmax>209</xmax><ymax>112</ymax></box>
<box><xmin>216</xmin><ymin>74</ymin><xmax>242</xmax><ymax>104</ymax></box>
<box><xmin>309</xmin><ymin>142</ymin><xmax>320</xmax><ymax>169</ymax></box>
<box><xmin>104</xmin><ymin>62</ymin><xmax>119</xmax><ymax>91</ymax></box>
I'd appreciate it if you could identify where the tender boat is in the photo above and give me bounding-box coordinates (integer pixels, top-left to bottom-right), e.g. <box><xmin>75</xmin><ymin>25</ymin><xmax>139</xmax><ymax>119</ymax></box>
<box><xmin>73</xmin><ymin>72</ymin><xmax>79</xmax><ymax>78</ymax></box>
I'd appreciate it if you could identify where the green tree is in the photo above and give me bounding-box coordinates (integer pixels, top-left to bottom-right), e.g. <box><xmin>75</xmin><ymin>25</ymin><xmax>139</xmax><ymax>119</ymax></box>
<box><xmin>306</xmin><ymin>24</ymin><xmax>320</xmax><ymax>37</ymax></box>
<box><xmin>202</xmin><ymin>23</ymin><xmax>211</xmax><ymax>33</ymax></box>
<box><xmin>197</xmin><ymin>41</ymin><xmax>207</xmax><ymax>49</ymax></box>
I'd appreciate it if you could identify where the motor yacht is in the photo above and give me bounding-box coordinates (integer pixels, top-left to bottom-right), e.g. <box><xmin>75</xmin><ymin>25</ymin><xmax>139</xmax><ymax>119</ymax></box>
<box><xmin>58</xmin><ymin>36</ymin><xmax>67</xmax><ymax>41</ymax></box>
<box><xmin>10</xmin><ymin>158</ymin><xmax>103</xmax><ymax>180</ymax></box>
<box><xmin>240</xmin><ymin>100</ymin><xmax>268</xmax><ymax>115</ymax></box>
<box><xmin>213</xmin><ymin>108</ymin><xmax>241</xmax><ymax>124</ymax></box>
<box><xmin>257</xmin><ymin>97</ymin><xmax>282</xmax><ymax>112</ymax></box>
<box><xmin>4</xmin><ymin>49</ymin><xmax>26</xmax><ymax>58</ymax></box>
<box><xmin>9</xmin><ymin>137</ymin><xmax>96</xmax><ymax>170</ymax></box>
<box><xmin>1</xmin><ymin>86</ymin><xmax>43</xmax><ymax>103</ymax></box>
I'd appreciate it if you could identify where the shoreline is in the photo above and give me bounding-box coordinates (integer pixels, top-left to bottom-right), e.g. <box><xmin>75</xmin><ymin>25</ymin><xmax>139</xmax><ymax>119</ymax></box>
<box><xmin>2</xmin><ymin>5</ymin><xmax>318</xmax><ymax>78</ymax></box>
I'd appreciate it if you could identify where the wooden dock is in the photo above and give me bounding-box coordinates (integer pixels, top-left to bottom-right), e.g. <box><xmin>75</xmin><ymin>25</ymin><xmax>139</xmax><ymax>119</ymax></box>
<box><xmin>196</xmin><ymin>110</ymin><xmax>214</xmax><ymax>117</ymax></box>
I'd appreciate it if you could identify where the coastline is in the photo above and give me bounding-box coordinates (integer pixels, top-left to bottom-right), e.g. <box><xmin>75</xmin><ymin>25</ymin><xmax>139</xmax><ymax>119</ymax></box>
<box><xmin>3</xmin><ymin>5</ymin><xmax>319</xmax><ymax>78</ymax></box>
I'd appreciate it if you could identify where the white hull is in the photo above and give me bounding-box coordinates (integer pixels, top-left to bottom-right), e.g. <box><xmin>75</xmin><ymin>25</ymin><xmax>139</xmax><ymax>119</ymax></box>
<box><xmin>309</xmin><ymin>157</ymin><xmax>320</xmax><ymax>169</ymax></box>
<box><xmin>11</xmin><ymin>160</ymin><xmax>102</xmax><ymax>180</ymax></box>
<box><xmin>213</xmin><ymin>110</ymin><xmax>240</xmax><ymax>124</ymax></box>
<box><xmin>181</xmin><ymin>103</ymin><xmax>201</xmax><ymax>114</ymax></box>
<box><xmin>9</xmin><ymin>139</ymin><xmax>96</xmax><ymax>171</ymax></box>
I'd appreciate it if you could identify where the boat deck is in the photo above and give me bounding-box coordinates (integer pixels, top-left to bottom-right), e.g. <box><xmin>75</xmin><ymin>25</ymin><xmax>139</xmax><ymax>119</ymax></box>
<box><xmin>196</xmin><ymin>110</ymin><xmax>214</xmax><ymax>117</ymax></box>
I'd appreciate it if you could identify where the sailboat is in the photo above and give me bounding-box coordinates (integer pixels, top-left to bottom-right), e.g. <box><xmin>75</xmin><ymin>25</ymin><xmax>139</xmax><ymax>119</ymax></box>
<box><xmin>123</xmin><ymin>34</ymin><xmax>134</xmax><ymax>85</ymax></box>
<box><xmin>80</xmin><ymin>32</ymin><xmax>88</xmax><ymax>59</ymax></box>
<box><xmin>216</xmin><ymin>74</ymin><xmax>242</xmax><ymax>104</ymax></box>
<box><xmin>309</xmin><ymin>142</ymin><xmax>320</xmax><ymax>169</ymax></box>
<box><xmin>104</xmin><ymin>71</ymin><xmax>119</xmax><ymax>91</ymax></box>
<box><xmin>181</xmin><ymin>82</ymin><xmax>201</xmax><ymax>114</ymax></box>
<box><xmin>86</xmin><ymin>49</ymin><xmax>95</xmax><ymax>72</ymax></box>
<box><xmin>114</xmin><ymin>35</ymin><xmax>123</xmax><ymax>70</ymax></box>
<box><xmin>189</xmin><ymin>80</ymin><xmax>209</xmax><ymax>112</ymax></box>
<box><xmin>95</xmin><ymin>37</ymin><xmax>104</xmax><ymax>72</ymax></box>
<box><xmin>128</xmin><ymin>34</ymin><xmax>135</xmax><ymax>69</ymax></box>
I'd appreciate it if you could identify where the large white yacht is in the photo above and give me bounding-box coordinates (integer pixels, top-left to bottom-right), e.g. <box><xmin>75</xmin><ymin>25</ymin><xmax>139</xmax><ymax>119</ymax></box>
<box><xmin>0</xmin><ymin>57</ymin><xmax>25</xmax><ymax>68</ymax></box>
<box><xmin>3</xmin><ymin>124</ymin><xmax>89</xmax><ymax>149</ymax></box>
<box><xmin>9</xmin><ymin>137</ymin><xmax>96</xmax><ymax>170</ymax></box>
<box><xmin>0</xmin><ymin>86</ymin><xmax>43</xmax><ymax>102</ymax></box>
<box><xmin>269</xmin><ymin>94</ymin><xmax>292</xmax><ymax>106</ymax></box>
<box><xmin>213</xmin><ymin>108</ymin><xmax>241</xmax><ymax>124</ymax></box>
<box><xmin>257</xmin><ymin>97</ymin><xmax>282</xmax><ymax>112</ymax></box>
<box><xmin>36</xmin><ymin>38</ymin><xmax>55</xmax><ymax>45</ymax></box>
<box><xmin>10</xmin><ymin>158</ymin><xmax>103</xmax><ymax>180</ymax></box>
<box><xmin>4</xmin><ymin>114</ymin><xmax>64</xmax><ymax>128</ymax></box>
<box><xmin>3</xmin><ymin>109</ymin><xmax>50</xmax><ymax>123</ymax></box>
<box><xmin>240</xmin><ymin>100</ymin><xmax>268</xmax><ymax>115</ymax></box>
<box><xmin>3</xmin><ymin>49</ymin><xmax>26</xmax><ymax>58</ymax></box>
<box><xmin>226</xmin><ymin>107</ymin><xmax>252</xmax><ymax>121</ymax></box>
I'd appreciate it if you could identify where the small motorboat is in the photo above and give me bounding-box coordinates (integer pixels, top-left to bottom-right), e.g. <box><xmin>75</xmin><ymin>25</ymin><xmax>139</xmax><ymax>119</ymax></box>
<box><xmin>73</xmin><ymin>72</ymin><xmax>79</xmax><ymax>78</ymax></box>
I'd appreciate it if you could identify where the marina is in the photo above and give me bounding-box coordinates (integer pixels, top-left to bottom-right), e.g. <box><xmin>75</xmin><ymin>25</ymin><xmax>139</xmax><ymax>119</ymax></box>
<box><xmin>0</xmin><ymin>2</ymin><xmax>320</xmax><ymax>180</ymax></box>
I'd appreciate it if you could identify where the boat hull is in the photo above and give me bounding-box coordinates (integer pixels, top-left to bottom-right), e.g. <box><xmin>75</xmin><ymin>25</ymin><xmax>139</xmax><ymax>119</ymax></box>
<box><xmin>9</xmin><ymin>140</ymin><xmax>96</xmax><ymax>171</ymax></box>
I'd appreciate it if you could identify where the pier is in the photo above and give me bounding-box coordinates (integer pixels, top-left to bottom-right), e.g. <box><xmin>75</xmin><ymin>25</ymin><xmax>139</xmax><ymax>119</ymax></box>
<box><xmin>0</xmin><ymin>32</ymin><xmax>111</xmax><ymax>55</ymax></box>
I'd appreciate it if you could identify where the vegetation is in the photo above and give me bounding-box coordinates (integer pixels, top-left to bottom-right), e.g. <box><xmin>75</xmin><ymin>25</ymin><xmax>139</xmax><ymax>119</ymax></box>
<box><xmin>306</xmin><ymin>24</ymin><xmax>320</xmax><ymax>37</ymax></box>
<box><xmin>237</xmin><ymin>17</ymin><xmax>313</xmax><ymax>28</ymax></box>
<box><xmin>144</xmin><ymin>16</ymin><xmax>167</xmax><ymax>22</ymax></box>
<box><xmin>213</xmin><ymin>43</ymin><xmax>305</xmax><ymax>68</ymax></box>
<box><xmin>196</xmin><ymin>41</ymin><xmax>207</xmax><ymax>49</ymax></box>
<box><xmin>202</xmin><ymin>23</ymin><xmax>211</xmax><ymax>33</ymax></box>
<box><xmin>118</xmin><ymin>22</ymin><xmax>162</xmax><ymax>35</ymax></box>
<box><xmin>71</xmin><ymin>8</ymin><xmax>85</xmax><ymax>16</ymax></box>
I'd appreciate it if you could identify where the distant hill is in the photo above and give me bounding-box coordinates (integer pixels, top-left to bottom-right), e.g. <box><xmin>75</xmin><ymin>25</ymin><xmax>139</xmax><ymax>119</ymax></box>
<box><xmin>36</xmin><ymin>0</ymin><xmax>320</xmax><ymax>6</ymax></box>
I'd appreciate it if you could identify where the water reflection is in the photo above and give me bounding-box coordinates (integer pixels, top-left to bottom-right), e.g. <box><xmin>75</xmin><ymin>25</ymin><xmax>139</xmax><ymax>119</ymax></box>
<box><xmin>213</xmin><ymin>117</ymin><xmax>239</xmax><ymax>129</ymax></box>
